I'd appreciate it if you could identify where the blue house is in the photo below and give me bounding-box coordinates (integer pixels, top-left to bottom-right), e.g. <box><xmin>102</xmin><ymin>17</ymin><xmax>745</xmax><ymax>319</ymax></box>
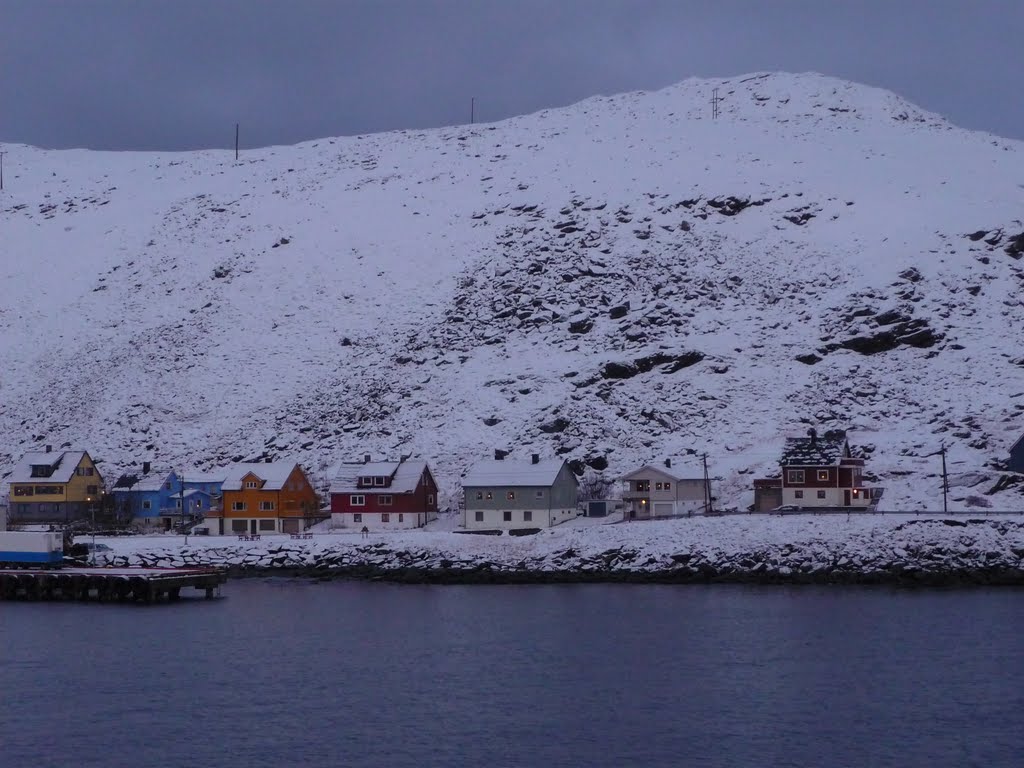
<box><xmin>1011</xmin><ymin>433</ymin><xmax>1024</xmax><ymax>473</ymax></box>
<box><xmin>113</xmin><ymin>466</ymin><xmax>224</xmax><ymax>531</ymax></box>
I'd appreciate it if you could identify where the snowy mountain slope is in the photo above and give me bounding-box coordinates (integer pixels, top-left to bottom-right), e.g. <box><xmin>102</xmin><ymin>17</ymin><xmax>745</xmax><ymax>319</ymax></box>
<box><xmin>1</xmin><ymin>72</ymin><xmax>1022</xmax><ymax>511</ymax></box>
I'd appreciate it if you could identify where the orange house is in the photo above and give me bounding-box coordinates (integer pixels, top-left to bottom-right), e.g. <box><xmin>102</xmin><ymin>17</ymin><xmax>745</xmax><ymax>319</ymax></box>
<box><xmin>210</xmin><ymin>461</ymin><xmax>320</xmax><ymax>536</ymax></box>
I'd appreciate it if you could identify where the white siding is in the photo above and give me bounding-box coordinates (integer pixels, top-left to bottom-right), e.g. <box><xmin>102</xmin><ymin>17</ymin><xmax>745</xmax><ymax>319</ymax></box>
<box><xmin>464</xmin><ymin>507</ymin><xmax>578</xmax><ymax>531</ymax></box>
<box><xmin>331</xmin><ymin>512</ymin><xmax>424</xmax><ymax>531</ymax></box>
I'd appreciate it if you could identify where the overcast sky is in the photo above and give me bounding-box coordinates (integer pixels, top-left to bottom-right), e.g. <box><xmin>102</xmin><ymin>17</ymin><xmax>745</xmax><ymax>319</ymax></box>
<box><xmin>1</xmin><ymin>0</ymin><xmax>1021</xmax><ymax>151</ymax></box>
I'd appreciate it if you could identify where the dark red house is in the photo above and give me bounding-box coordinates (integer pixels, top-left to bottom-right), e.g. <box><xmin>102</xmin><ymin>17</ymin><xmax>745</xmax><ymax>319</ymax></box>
<box><xmin>329</xmin><ymin>457</ymin><xmax>439</xmax><ymax>530</ymax></box>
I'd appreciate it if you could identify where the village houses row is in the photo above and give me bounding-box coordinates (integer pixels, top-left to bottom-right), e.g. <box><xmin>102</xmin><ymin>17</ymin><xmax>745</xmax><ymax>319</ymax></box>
<box><xmin>0</xmin><ymin>428</ymin><xmax>928</xmax><ymax>534</ymax></box>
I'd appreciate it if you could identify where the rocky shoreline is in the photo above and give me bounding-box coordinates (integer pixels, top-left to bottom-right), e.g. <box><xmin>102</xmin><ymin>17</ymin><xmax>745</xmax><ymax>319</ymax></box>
<box><xmin>93</xmin><ymin>517</ymin><xmax>1024</xmax><ymax>587</ymax></box>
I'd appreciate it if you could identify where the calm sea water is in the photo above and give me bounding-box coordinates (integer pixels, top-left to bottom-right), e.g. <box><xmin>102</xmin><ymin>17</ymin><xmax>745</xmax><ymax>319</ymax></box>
<box><xmin>1</xmin><ymin>581</ymin><xmax>1022</xmax><ymax>768</ymax></box>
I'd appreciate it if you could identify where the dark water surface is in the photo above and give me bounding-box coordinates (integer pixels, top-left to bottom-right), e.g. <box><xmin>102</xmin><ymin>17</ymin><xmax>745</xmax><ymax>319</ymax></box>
<box><xmin>1</xmin><ymin>581</ymin><xmax>1022</xmax><ymax>768</ymax></box>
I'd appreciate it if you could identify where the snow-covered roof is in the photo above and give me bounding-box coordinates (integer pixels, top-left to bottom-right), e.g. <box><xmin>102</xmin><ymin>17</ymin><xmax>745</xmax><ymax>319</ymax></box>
<box><xmin>220</xmin><ymin>462</ymin><xmax>298</xmax><ymax>491</ymax></box>
<box><xmin>7</xmin><ymin>451</ymin><xmax>89</xmax><ymax>484</ymax></box>
<box><xmin>619</xmin><ymin>461</ymin><xmax>704</xmax><ymax>482</ymax></box>
<box><xmin>780</xmin><ymin>436</ymin><xmax>849</xmax><ymax>466</ymax></box>
<box><xmin>463</xmin><ymin>458</ymin><xmax>566</xmax><ymax>488</ymax></box>
<box><xmin>183</xmin><ymin>471</ymin><xmax>226</xmax><ymax>485</ymax></box>
<box><xmin>128</xmin><ymin>471</ymin><xmax>174</xmax><ymax>492</ymax></box>
<box><xmin>329</xmin><ymin>459</ymin><xmax>429</xmax><ymax>494</ymax></box>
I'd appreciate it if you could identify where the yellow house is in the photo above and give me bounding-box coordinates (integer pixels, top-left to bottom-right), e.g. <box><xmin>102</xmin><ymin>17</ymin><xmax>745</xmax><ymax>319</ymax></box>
<box><xmin>7</xmin><ymin>448</ymin><xmax>105</xmax><ymax>525</ymax></box>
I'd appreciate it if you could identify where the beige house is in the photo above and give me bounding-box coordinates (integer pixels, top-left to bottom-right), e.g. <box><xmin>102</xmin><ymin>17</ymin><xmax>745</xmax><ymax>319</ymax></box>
<box><xmin>619</xmin><ymin>459</ymin><xmax>707</xmax><ymax>519</ymax></box>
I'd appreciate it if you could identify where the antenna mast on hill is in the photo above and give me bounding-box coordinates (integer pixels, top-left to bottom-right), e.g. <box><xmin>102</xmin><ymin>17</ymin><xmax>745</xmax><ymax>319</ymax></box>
<box><xmin>711</xmin><ymin>88</ymin><xmax>721</xmax><ymax>119</ymax></box>
<box><xmin>471</xmin><ymin>97</ymin><xmax>475</xmax><ymax>125</ymax></box>
<box><xmin>235</xmin><ymin>123</ymin><xmax>239</xmax><ymax>161</ymax></box>
<box><xmin>940</xmin><ymin>443</ymin><xmax>949</xmax><ymax>514</ymax></box>
<box><xmin>0</xmin><ymin>150</ymin><xmax>5</xmax><ymax>190</ymax></box>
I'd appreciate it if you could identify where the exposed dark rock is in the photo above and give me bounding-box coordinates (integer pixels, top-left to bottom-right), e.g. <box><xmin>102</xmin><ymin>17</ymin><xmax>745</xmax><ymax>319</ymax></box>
<box><xmin>586</xmin><ymin>455</ymin><xmax>609</xmax><ymax>471</ymax></box>
<box><xmin>967</xmin><ymin>230</ymin><xmax>988</xmax><ymax>241</ymax></box>
<box><xmin>609</xmin><ymin>302</ymin><xmax>630</xmax><ymax>319</ymax></box>
<box><xmin>568</xmin><ymin>318</ymin><xmax>594</xmax><ymax>334</ymax></box>
<box><xmin>796</xmin><ymin>353</ymin><xmax>823</xmax><ymax>365</ymax></box>
<box><xmin>482</xmin><ymin>417</ymin><xmax>502</xmax><ymax>427</ymax></box>
<box><xmin>1006</xmin><ymin>232</ymin><xmax>1024</xmax><ymax>259</ymax></box>
<box><xmin>899</xmin><ymin>267</ymin><xmax>923</xmax><ymax>282</ymax></box>
<box><xmin>539</xmin><ymin>417</ymin><xmax>570</xmax><ymax>434</ymax></box>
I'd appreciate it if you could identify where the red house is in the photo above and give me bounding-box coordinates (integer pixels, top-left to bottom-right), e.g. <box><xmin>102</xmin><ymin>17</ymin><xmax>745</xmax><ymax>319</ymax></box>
<box><xmin>329</xmin><ymin>457</ymin><xmax>439</xmax><ymax>530</ymax></box>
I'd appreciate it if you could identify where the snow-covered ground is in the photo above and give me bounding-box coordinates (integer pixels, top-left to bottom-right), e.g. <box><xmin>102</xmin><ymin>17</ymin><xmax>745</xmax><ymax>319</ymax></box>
<box><xmin>88</xmin><ymin>511</ymin><xmax>1024</xmax><ymax>583</ymax></box>
<box><xmin>1</xmin><ymin>71</ymin><xmax>1023</xmax><ymax>512</ymax></box>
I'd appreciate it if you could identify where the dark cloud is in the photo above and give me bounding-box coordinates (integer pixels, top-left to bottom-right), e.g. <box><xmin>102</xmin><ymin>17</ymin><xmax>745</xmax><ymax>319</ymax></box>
<box><xmin>1</xmin><ymin>0</ymin><xmax>1021</xmax><ymax>150</ymax></box>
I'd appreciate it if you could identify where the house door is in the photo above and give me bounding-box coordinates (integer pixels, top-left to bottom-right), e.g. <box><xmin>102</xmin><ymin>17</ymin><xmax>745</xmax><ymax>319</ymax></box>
<box><xmin>250</xmin><ymin>519</ymin><xmax>258</xmax><ymax>535</ymax></box>
<box><xmin>844</xmin><ymin>490</ymin><xmax>851</xmax><ymax>506</ymax></box>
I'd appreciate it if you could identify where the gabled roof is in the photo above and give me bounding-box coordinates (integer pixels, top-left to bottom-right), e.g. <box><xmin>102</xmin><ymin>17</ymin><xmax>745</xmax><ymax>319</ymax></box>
<box><xmin>780</xmin><ymin>436</ymin><xmax>849</xmax><ymax>466</ymax></box>
<box><xmin>329</xmin><ymin>459</ymin><xmax>429</xmax><ymax>494</ymax></box>
<box><xmin>220</xmin><ymin>462</ymin><xmax>299</xmax><ymax>491</ymax></box>
<box><xmin>183</xmin><ymin>471</ymin><xmax>227</xmax><ymax>485</ymax></box>
<box><xmin>126</xmin><ymin>470</ymin><xmax>175</xmax><ymax>492</ymax></box>
<box><xmin>463</xmin><ymin>458</ymin><xmax>568</xmax><ymax>488</ymax></box>
<box><xmin>619</xmin><ymin>461</ymin><xmax>703</xmax><ymax>482</ymax></box>
<box><xmin>7</xmin><ymin>451</ymin><xmax>89</xmax><ymax>484</ymax></box>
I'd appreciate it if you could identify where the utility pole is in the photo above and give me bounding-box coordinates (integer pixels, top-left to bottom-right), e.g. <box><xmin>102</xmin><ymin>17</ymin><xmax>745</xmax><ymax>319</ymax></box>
<box><xmin>702</xmin><ymin>453</ymin><xmax>713</xmax><ymax>515</ymax></box>
<box><xmin>711</xmin><ymin>88</ymin><xmax>721</xmax><ymax>120</ymax></box>
<box><xmin>1</xmin><ymin>150</ymin><xmax>5</xmax><ymax>191</ymax></box>
<box><xmin>235</xmin><ymin>123</ymin><xmax>239</xmax><ymax>161</ymax></box>
<box><xmin>940</xmin><ymin>443</ymin><xmax>949</xmax><ymax>514</ymax></box>
<box><xmin>180</xmin><ymin>471</ymin><xmax>189</xmax><ymax>545</ymax></box>
<box><xmin>471</xmin><ymin>97</ymin><xmax>475</xmax><ymax>125</ymax></box>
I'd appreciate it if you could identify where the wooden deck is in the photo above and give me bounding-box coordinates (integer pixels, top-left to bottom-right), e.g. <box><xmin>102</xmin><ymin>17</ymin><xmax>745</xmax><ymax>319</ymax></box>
<box><xmin>0</xmin><ymin>566</ymin><xmax>228</xmax><ymax>603</ymax></box>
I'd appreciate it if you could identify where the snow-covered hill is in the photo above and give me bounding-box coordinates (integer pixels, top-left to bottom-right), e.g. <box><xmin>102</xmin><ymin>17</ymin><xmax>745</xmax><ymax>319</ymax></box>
<box><xmin>1</xmin><ymin>72</ymin><xmax>1023</xmax><ymax>511</ymax></box>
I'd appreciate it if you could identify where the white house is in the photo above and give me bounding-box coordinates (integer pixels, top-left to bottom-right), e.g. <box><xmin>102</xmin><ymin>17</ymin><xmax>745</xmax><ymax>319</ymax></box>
<box><xmin>619</xmin><ymin>459</ymin><xmax>707</xmax><ymax>519</ymax></box>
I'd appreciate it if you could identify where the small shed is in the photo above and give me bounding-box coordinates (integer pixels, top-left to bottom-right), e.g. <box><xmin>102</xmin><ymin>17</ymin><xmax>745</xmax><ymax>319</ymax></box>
<box><xmin>753</xmin><ymin>478</ymin><xmax>783</xmax><ymax>512</ymax></box>
<box><xmin>583</xmin><ymin>500</ymin><xmax>610</xmax><ymax>517</ymax></box>
<box><xmin>1010</xmin><ymin>433</ymin><xmax>1024</xmax><ymax>473</ymax></box>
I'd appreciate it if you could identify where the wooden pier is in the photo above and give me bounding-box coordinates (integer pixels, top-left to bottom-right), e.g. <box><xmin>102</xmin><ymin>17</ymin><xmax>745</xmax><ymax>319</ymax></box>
<box><xmin>0</xmin><ymin>566</ymin><xmax>228</xmax><ymax>603</ymax></box>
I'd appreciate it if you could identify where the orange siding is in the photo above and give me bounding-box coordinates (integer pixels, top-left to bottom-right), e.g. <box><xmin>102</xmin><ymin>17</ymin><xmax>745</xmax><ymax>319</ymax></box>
<box><xmin>220</xmin><ymin>466</ymin><xmax>319</xmax><ymax>519</ymax></box>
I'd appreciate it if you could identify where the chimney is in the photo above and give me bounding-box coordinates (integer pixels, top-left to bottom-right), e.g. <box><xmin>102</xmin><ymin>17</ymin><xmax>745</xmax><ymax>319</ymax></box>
<box><xmin>45</xmin><ymin>445</ymin><xmax>52</xmax><ymax>453</ymax></box>
<box><xmin>363</xmin><ymin>454</ymin><xmax>371</xmax><ymax>464</ymax></box>
<box><xmin>808</xmin><ymin>427</ymin><xmax>817</xmax><ymax>445</ymax></box>
<box><xmin>142</xmin><ymin>461</ymin><xmax>151</xmax><ymax>475</ymax></box>
<box><xmin>531</xmin><ymin>453</ymin><xmax>539</xmax><ymax>465</ymax></box>
<box><xmin>664</xmin><ymin>458</ymin><xmax>671</xmax><ymax>468</ymax></box>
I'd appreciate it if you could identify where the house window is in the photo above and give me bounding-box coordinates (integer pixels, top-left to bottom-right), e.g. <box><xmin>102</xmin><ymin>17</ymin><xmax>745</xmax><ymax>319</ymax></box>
<box><xmin>31</xmin><ymin>466</ymin><xmax>51</xmax><ymax>478</ymax></box>
<box><xmin>817</xmin><ymin>490</ymin><xmax>827</xmax><ymax>499</ymax></box>
<box><xmin>353</xmin><ymin>513</ymin><xmax>362</xmax><ymax>523</ymax></box>
<box><xmin>427</xmin><ymin>494</ymin><xmax>435</xmax><ymax>505</ymax></box>
<box><xmin>76</xmin><ymin>467</ymin><xmax>94</xmax><ymax>476</ymax></box>
<box><xmin>787</xmin><ymin>470</ymin><xmax>805</xmax><ymax>484</ymax></box>
<box><xmin>142</xmin><ymin>500</ymin><xmax>152</xmax><ymax>510</ymax></box>
<box><xmin>231</xmin><ymin>520</ymin><xmax>248</xmax><ymax>533</ymax></box>
<box><xmin>398</xmin><ymin>514</ymin><xmax>404</xmax><ymax>523</ymax></box>
<box><xmin>13</xmin><ymin>486</ymin><xmax>34</xmax><ymax>496</ymax></box>
<box><xmin>524</xmin><ymin>511</ymin><xmax>533</xmax><ymax>522</ymax></box>
<box><xmin>381</xmin><ymin>513</ymin><xmax>390</xmax><ymax>523</ymax></box>
<box><xmin>86</xmin><ymin>485</ymin><xmax>98</xmax><ymax>496</ymax></box>
<box><xmin>374</xmin><ymin>476</ymin><xmax>385</xmax><ymax>486</ymax></box>
<box><xmin>175</xmin><ymin>499</ymin><xmax>182</xmax><ymax>508</ymax></box>
<box><xmin>259</xmin><ymin>519</ymin><xmax>276</xmax><ymax>531</ymax></box>
<box><xmin>817</xmin><ymin>470</ymin><xmax>830</xmax><ymax>481</ymax></box>
<box><xmin>475</xmin><ymin>511</ymin><xmax>484</xmax><ymax>522</ymax></box>
<box><xmin>535</xmin><ymin>490</ymin><xmax>543</xmax><ymax>499</ymax></box>
<box><xmin>379</xmin><ymin>495</ymin><xmax>392</xmax><ymax>506</ymax></box>
<box><xmin>351</xmin><ymin>495</ymin><xmax>365</xmax><ymax>506</ymax></box>
<box><xmin>34</xmin><ymin>486</ymin><xmax>61</xmax><ymax>495</ymax></box>
<box><xmin>794</xmin><ymin>490</ymin><xmax>804</xmax><ymax>499</ymax></box>
<box><xmin>503</xmin><ymin>511</ymin><xmax>512</xmax><ymax>521</ymax></box>
<box><xmin>655</xmin><ymin>482</ymin><xmax>663</xmax><ymax>491</ymax></box>
<box><xmin>507</xmin><ymin>491</ymin><xmax>516</xmax><ymax>501</ymax></box>
<box><xmin>259</xmin><ymin>501</ymin><xmax>276</xmax><ymax>511</ymax></box>
<box><xmin>475</xmin><ymin>491</ymin><xmax>483</xmax><ymax>500</ymax></box>
<box><xmin>232</xmin><ymin>501</ymin><xmax>247</xmax><ymax>511</ymax></box>
<box><xmin>245</xmin><ymin>480</ymin><xmax>258</xmax><ymax>489</ymax></box>
<box><xmin>485</xmin><ymin>492</ymin><xmax>493</xmax><ymax>500</ymax></box>
<box><xmin>635</xmin><ymin>480</ymin><xmax>650</xmax><ymax>492</ymax></box>
<box><xmin>664</xmin><ymin>482</ymin><xmax>671</xmax><ymax>490</ymax></box>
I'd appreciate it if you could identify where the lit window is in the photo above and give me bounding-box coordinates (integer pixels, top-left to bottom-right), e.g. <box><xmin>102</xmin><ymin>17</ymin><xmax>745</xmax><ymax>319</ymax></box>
<box><xmin>485</xmin><ymin>492</ymin><xmax>493</xmax><ymax>500</ymax></box>
<box><xmin>655</xmin><ymin>482</ymin><xmax>663</xmax><ymax>491</ymax></box>
<box><xmin>817</xmin><ymin>470</ymin><xmax>829</xmax><ymax>481</ymax></box>
<box><xmin>475</xmin><ymin>491</ymin><xmax>483</xmax><ymax>500</ymax></box>
<box><xmin>507</xmin><ymin>491</ymin><xmax>516</xmax><ymax>501</ymax></box>
<box><xmin>664</xmin><ymin>482</ymin><xmax>671</xmax><ymax>490</ymax></box>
